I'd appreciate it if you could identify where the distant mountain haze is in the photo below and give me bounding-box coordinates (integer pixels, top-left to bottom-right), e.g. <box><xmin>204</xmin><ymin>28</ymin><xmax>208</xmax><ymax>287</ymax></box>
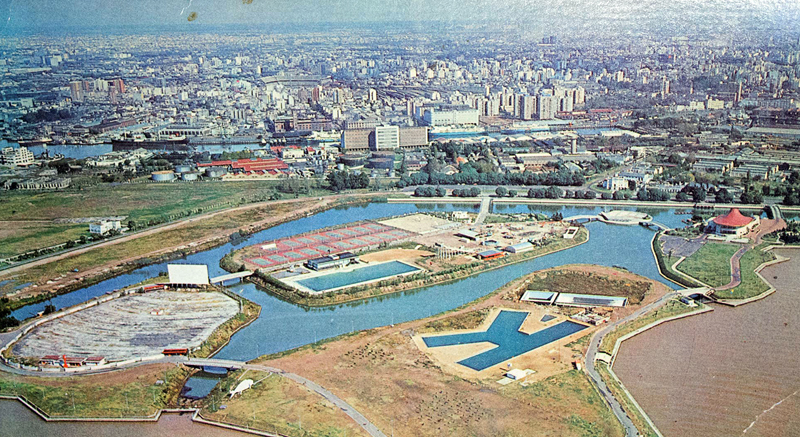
<box><xmin>2</xmin><ymin>0</ymin><xmax>799</xmax><ymax>35</ymax></box>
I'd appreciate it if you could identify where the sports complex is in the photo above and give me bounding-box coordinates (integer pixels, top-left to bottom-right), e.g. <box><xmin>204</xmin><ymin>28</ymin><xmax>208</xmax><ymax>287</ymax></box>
<box><xmin>242</xmin><ymin>222</ymin><xmax>412</xmax><ymax>270</ymax></box>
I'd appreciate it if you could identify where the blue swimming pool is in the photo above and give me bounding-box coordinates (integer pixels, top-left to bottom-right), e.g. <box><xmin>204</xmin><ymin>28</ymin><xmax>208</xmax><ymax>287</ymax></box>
<box><xmin>422</xmin><ymin>310</ymin><xmax>588</xmax><ymax>371</ymax></box>
<box><xmin>296</xmin><ymin>261</ymin><xmax>422</xmax><ymax>292</ymax></box>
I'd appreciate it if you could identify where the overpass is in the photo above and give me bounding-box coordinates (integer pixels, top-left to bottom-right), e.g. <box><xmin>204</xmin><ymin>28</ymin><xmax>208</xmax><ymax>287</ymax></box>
<box><xmin>474</xmin><ymin>197</ymin><xmax>492</xmax><ymax>224</ymax></box>
<box><xmin>209</xmin><ymin>271</ymin><xmax>252</xmax><ymax>285</ymax></box>
<box><xmin>640</xmin><ymin>221</ymin><xmax>671</xmax><ymax>231</ymax></box>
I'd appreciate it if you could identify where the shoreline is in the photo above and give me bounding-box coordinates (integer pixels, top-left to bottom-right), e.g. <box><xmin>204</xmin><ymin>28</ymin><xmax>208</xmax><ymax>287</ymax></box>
<box><xmin>2</xmin><ymin>194</ymin><xmax>387</xmax><ymax>322</ymax></box>
<box><xmin>0</xmin><ymin>397</ymin><xmax>277</xmax><ymax>437</ymax></box>
<box><xmin>390</xmin><ymin>195</ymin><xmax>800</xmax><ymax>212</ymax></box>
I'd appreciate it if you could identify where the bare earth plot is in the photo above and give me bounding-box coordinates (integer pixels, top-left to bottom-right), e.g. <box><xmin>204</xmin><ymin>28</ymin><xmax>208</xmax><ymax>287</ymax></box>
<box><xmin>13</xmin><ymin>291</ymin><xmax>239</xmax><ymax>361</ymax></box>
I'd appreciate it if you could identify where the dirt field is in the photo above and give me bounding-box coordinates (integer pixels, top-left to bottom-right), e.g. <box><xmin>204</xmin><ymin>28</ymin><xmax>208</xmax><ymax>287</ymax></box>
<box><xmin>412</xmin><ymin>307</ymin><xmax>591</xmax><ymax>381</ymax></box>
<box><xmin>13</xmin><ymin>290</ymin><xmax>239</xmax><ymax>361</ymax></box>
<box><xmin>379</xmin><ymin>213</ymin><xmax>457</xmax><ymax>234</ymax></box>
<box><xmin>522</xmin><ymin>264</ymin><xmax>654</xmax><ymax>304</ymax></box>
<box><xmin>254</xmin><ymin>266</ymin><xmax>636</xmax><ymax>437</ymax></box>
<box><xmin>203</xmin><ymin>370</ymin><xmax>369</xmax><ymax>437</ymax></box>
<box><xmin>358</xmin><ymin>248</ymin><xmax>434</xmax><ymax>263</ymax></box>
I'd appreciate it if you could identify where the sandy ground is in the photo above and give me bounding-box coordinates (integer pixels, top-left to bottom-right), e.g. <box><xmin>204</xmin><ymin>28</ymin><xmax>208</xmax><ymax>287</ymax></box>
<box><xmin>13</xmin><ymin>291</ymin><xmax>239</xmax><ymax>361</ymax></box>
<box><xmin>359</xmin><ymin>248</ymin><xmax>434</xmax><ymax>263</ymax></box>
<box><xmin>379</xmin><ymin>213</ymin><xmax>457</xmax><ymax>234</ymax></box>
<box><xmin>253</xmin><ymin>264</ymin><xmax>664</xmax><ymax>437</ymax></box>
<box><xmin>412</xmin><ymin>307</ymin><xmax>591</xmax><ymax>381</ymax></box>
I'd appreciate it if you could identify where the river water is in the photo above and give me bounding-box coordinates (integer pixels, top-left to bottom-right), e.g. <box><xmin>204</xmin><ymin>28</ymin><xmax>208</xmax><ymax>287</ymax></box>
<box><xmin>6</xmin><ymin>201</ymin><xmax>795</xmax><ymax>435</ymax></box>
<box><xmin>613</xmin><ymin>248</ymin><xmax>800</xmax><ymax>437</ymax></box>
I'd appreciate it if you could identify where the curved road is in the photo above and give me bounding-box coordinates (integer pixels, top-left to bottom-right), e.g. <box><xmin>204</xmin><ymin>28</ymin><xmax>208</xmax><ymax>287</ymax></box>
<box><xmin>0</xmin><ymin>354</ymin><xmax>387</xmax><ymax>437</ymax></box>
<box><xmin>585</xmin><ymin>290</ymin><xmax>680</xmax><ymax>437</ymax></box>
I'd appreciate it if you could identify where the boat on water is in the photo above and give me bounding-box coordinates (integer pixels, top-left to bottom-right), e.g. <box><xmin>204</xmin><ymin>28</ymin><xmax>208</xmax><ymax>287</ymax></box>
<box><xmin>16</xmin><ymin>137</ymin><xmax>54</xmax><ymax>147</ymax></box>
<box><xmin>111</xmin><ymin>133</ymin><xmax>190</xmax><ymax>151</ymax></box>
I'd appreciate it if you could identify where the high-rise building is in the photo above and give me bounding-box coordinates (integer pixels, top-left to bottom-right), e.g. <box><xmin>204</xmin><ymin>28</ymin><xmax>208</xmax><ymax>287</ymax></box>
<box><xmin>521</xmin><ymin>95</ymin><xmax>535</xmax><ymax>120</ymax></box>
<box><xmin>69</xmin><ymin>81</ymin><xmax>84</xmax><ymax>102</ymax></box>
<box><xmin>537</xmin><ymin>91</ymin><xmax>558</xmax><ymax>120</ymax></box>
<box><xmin>109</xmin><ymin>78</ymin><xmax>125</xmax><ymax>94</ymax></box>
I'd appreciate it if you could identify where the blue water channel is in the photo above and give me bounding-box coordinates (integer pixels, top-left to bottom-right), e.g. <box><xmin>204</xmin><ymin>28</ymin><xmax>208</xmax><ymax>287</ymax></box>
<box><xmin>11</xmin><ymin>201</ymin><xmax>689</xmax><ymax>397</ymax></box>
<box><xmin>422</xmin><ymin>311</ymin><xmax>588</xmax><ymax>371</ymax></box>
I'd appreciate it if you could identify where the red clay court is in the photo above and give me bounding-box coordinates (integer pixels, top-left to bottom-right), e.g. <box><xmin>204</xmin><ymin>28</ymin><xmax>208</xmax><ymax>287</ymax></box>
<box><xmin>245</xmin><ymin>222</ymin><xmax>413</xmax><ymax>269</ymax></box>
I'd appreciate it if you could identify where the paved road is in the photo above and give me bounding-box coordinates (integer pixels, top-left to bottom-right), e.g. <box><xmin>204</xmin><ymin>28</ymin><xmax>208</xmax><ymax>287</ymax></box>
<box><xmin>585</xmin><ymin>290</ymin><xmax>680</xmax><ymax>437</ymax></box>
<box><xmin>184</xmin><ymin>358</ymin><xmax>388</xmax><ymax>437</ymax></box>
<box><xmin>0</xmin><ymin>193</ymin><xmax>359</xmax><ymax>278</ymax></box>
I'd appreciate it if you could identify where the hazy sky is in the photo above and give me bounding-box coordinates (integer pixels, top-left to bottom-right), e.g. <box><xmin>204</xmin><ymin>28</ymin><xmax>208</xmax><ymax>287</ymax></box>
<box><xmin>2</xmin><ymin>0</ymin><xmax>800</xmax><ymax>32</ymax></box>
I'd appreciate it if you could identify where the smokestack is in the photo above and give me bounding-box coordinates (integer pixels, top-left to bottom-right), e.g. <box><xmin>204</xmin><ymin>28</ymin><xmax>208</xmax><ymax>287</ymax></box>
<box><xmin>571</xmin><ymin>138</ymin><xmax>577</xmax><ymax>154</ymax></box>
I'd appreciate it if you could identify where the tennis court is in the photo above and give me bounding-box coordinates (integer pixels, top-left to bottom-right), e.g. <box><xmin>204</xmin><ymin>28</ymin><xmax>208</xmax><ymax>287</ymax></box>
<box><xmin>245</xmin><ymin>222</ymin><xmax>413</xmax><ymax>269</ymax></box>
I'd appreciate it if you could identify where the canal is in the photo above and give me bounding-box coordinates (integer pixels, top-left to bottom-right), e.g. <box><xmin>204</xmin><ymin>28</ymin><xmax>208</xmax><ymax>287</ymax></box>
<box><xmin>10</xmin><ymin>201</ymin><xmax>794</xmax><ymax>435</ymax></box>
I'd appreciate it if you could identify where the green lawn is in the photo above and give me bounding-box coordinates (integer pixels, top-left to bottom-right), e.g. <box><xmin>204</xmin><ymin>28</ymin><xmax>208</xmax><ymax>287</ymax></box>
<box><xmin>0</xmin><ymin>181</ymin><xmax>328</xmax><ymax>223</ymax></box>
<box><xmin>718</xmin><ymin>244</ymin><xmax>776</xmax><ymax>300</ymax></box>
<box><xmin>676</xmin><ymin>242</ymin><xmax>739</xmax><ymax>287</ymax></box>
<box><xmin>0</xmin><ymin>223</ymin><xmax>87</xmax><ymax>258</ymax></box>
<box><xmin>0</xmin><ymin>365</ymin><xmax>188</xmax><ymax>418</ymax></box>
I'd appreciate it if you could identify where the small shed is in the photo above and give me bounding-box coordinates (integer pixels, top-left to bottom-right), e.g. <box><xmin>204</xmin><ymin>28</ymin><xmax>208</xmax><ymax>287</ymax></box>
<box><xmin>504</xmin><ymin>241</ymin><xmax>534</xmax><ymax>254</ymax></box>
<box><xmin>506</xmin><ymin>368</ymin><xmax>527</xmax><ymax>380</ymax></box>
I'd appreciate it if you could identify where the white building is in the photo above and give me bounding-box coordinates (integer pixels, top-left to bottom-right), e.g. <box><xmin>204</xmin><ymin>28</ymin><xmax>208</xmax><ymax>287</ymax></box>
<box><xmin>374</xmin><ymin>125</ymin><xmax>400</xmax><ymax>150</ymax></box>
<box><xmin>89</xmin><ymin>220</ymin><xmax>122</xmax><ymax>235</ymax></box>
<box><xmin>602</xmin><ymin>177</ymin><xmax>631</xmax><ymax>191</ymax></box>
<box><xmin>420</xmin><ymin>106</ymin><xmax>479</xmax><ymax>126</ymax></box>
<box><xmin>1</xmin><ymin>147</ymin><xmax>35</xmax><ymax>167</ymax></box>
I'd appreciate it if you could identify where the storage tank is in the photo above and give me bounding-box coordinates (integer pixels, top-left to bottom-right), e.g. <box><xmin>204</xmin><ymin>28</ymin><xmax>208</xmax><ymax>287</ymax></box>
<box><xmin>205</xmin><ymin>166</ymin><xmax>227</xmax><ymax>178</ymax></box>
<box><xmin>367</xmin><ymin>157</ymin><xmax>394</xmax><ymax>170</ymax></box>
<box><xmin>341</xmin><ymin>154</ymin><xmax>366</xmax><ymax>167</ymax></box>
<box><xmin>174</xmin><ymin>164</ymin><xmax>193</xmax><ymax>173</ymax></box>
<box><xmin>181</xmin><ymin>171</ymin><xmax>200</xmax><ymax>181</ymax></box>
<box><xmin>151</xmin><ymin>170</ymin><xmax>175</xmax><ymax>182</ymax></box>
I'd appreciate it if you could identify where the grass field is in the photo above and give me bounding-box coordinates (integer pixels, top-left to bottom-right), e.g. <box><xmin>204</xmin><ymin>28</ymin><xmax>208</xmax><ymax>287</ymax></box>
<box><xmin>0</xmin><ymin>223</ymin><xmax>87</xmax><ymax>259</ymax></box>
<box><xmin>0</xmin><ymin>181</ymin><xmax>333</xmax><ymax>260</ymax></box>
<box><xmin>0</xmin><ymin>364</ymin><xmax>188</xmax><ymax>418</ymax></box>
<box><xmin>5</xmin><ymin>201</ymin><xmax>302</xmax><ymax>292</ymax></box>
<box><xmin>720</xmin><ymin>244</ymin><xmax>776</xmax><ymax>300</ymax></box>
<box><xmin>0</xmin><ymin>182</ymin><xmax>290</xmax><ymax>222</ymax></box>
<box><xmin>676</xmin><ymin>242</ymin><xmax>739</xmax><ymax>287</ymax></box>
<box><xmin>203</xmin><ymin>370</ymin><xmax>367</xmax><ymax>437</ymax></box>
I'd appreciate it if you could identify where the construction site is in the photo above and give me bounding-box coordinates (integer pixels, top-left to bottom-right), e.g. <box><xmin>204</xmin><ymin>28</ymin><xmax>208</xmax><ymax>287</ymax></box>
<box><xmin>248</xmin><ymin>213</ymin><xmax>579</xmax><ymax>295</ymax></box>
<box><xmin>11</xmin><ymin>290</ymin><xmax>240</xmax><ymax>363</ymax></box>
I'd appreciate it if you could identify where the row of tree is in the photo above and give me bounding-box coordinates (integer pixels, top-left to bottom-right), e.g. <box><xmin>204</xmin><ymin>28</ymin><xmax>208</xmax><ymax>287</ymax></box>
<box><xmin>396</xmin><ymin>167</ymin><xmax>586</xmax><ymax>189</ymax></box>
<box><xmin>326</xmin><ymin>170</ymin><xmax>370</xmax><ymax>192</ymax></box>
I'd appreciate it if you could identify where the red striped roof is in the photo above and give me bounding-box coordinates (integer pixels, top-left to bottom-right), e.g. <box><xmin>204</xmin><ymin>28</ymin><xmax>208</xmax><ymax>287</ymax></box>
<box><xmin>713</xmin><ymin>208</ymin><xmax>754</xmax><ymax>227</ymax></box>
